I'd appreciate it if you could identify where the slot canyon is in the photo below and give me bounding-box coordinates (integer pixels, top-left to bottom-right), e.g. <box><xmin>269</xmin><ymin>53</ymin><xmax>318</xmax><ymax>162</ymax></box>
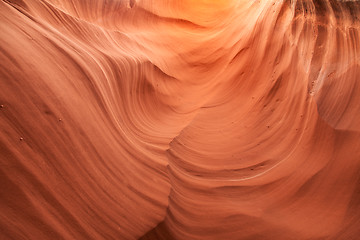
<box><xmin>1</xmin><ymin>0</ymin><xmax>360</xmax><ymax>239</ymax></box>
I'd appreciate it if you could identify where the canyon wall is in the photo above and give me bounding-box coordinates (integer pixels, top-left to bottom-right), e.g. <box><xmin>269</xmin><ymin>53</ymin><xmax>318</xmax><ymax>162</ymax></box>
<box><xmin>1</xmin><ymin>0</ymin><xmax>360</xmax><ymax>239</ymax></box>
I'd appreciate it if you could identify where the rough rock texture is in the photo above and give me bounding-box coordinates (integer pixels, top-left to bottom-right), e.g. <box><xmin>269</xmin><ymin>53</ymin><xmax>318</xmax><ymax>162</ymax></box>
<box><xmin>1</xmin><ymin>0</ymin><xmax>360</xmax><ymax>239</ymax></box>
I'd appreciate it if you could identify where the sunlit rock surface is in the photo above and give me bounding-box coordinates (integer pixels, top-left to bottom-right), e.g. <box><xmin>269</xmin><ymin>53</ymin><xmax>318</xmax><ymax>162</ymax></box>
<box><xmin>1</xmin><ymin>0</ymin><xmax>360</xmax><ymax>239</ymax></box>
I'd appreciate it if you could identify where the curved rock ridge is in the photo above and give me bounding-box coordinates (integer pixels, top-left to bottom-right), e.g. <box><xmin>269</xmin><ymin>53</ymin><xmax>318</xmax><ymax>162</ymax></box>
<box><xmin>0</xmin><ymin>0</ymin><xmax>360</xmax><ymax>239</ymax></box>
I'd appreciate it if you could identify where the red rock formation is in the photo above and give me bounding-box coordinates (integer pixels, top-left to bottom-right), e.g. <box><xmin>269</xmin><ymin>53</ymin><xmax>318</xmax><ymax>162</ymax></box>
<box><xmin>1</xmin><ymin>0</ymin><xmax>360</xmax><ymax>239</ymax></box>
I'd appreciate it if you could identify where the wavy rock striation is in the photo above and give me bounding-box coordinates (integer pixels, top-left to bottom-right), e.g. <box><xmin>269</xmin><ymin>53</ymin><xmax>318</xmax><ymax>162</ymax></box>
<box><xmin>1</xmin><ymin>0</ymin><xmax>360</xmax><ymax>239</ymax></box>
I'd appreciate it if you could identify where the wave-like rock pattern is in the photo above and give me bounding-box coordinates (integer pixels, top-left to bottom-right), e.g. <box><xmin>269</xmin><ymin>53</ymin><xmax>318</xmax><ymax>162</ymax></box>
<box><xmin>1</xmin><ymin>0</ymin><xmax>360</xmax><ymax>239</ymax></box>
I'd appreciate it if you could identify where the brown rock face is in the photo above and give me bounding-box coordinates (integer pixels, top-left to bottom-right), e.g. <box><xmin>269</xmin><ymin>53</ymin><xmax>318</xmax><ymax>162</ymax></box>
<box><xmin>1</xmin><ymin>0</ymin><xmax>360</xmax><ymax>239</ymax></box>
